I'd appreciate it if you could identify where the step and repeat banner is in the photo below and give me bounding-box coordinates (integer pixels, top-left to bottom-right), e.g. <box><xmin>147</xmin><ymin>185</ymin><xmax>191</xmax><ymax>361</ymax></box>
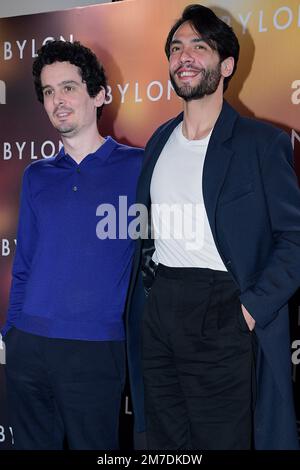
<box><xmin>0</xmin><ymin>0</ymin><xmax>299</xmax><ymax>448</ymax></box>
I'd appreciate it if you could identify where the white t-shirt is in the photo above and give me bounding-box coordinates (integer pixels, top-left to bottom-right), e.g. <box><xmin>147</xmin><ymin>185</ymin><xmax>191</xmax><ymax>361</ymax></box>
<box><xmin>150</xmin><ymin>122</ymin><xmax>226</xmax><ymax>270</ymax></box>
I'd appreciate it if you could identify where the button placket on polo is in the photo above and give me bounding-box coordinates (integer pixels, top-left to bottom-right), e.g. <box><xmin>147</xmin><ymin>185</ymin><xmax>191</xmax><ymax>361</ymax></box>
<box><xmin>72</xmin><ymin>165</ymin><xmax>81</xmax><ymax>192</ymax></box>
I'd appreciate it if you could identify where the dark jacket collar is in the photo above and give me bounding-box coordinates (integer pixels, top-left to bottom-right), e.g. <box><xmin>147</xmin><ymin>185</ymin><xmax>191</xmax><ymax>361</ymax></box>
<box><xmin>159</xmin><ymin>99</ymin><xmax>238</xmax><ymax>145</ymax></box>
<box><xmin>138</xmin><ymin>100</ymin><xmax>239</xmax><ymax>208</ymax></box>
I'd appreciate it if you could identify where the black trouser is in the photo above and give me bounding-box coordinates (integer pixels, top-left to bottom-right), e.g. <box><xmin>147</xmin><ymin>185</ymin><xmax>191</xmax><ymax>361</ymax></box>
<box><xmin>142</xmin><ymin>264</ymin><xmax>254</xmax><ymax>450</ymax></box>
<box><xmin>4</xmin><ymin>328</ymin><xmax>125</xmax><ymax>450</ymax></box>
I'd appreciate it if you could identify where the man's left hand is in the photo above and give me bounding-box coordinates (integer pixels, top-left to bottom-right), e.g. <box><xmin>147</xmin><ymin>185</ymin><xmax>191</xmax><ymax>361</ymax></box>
<box><xmin>241</xmin><ymin>304</ymin><xmax>256</xmax><ymax>331</ymax></box>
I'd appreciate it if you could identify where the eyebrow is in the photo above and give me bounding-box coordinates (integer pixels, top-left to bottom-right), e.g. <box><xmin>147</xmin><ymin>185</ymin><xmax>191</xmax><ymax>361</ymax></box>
<box><xmin>170</xmin><ymin>37</ymin><xmax>207</xmax><ymax>47</ymax></box>
<box><xmin>41</xmin><ymin>80</ymin><xmax>81</xmax><ymax>90</ymax></box>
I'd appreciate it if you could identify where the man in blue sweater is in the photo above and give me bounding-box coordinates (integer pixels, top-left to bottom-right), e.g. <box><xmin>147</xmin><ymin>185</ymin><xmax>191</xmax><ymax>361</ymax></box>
<box><xmin>2</xmin><ymin>40</ymin><xmax>143</xmax><ymax>449</ymax></box>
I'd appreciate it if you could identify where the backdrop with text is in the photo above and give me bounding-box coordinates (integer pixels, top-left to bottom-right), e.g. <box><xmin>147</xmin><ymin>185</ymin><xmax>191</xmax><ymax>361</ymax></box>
<box><xmin>0</xmin><ymin>0</ymin><xmax>299</xmax><ymax>448</ymax></box>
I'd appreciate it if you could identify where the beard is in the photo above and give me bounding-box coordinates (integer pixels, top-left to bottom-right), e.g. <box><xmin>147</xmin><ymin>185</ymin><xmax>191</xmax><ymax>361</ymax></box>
<box><xmin>56</xmin><ymin>124</ymin><xmax>76</xmax><ymax>135</ymax></box>
<box><xmin>170</xmin><ymin>62</ymin><xmax>222</xmax><ymax>102</ymax></box>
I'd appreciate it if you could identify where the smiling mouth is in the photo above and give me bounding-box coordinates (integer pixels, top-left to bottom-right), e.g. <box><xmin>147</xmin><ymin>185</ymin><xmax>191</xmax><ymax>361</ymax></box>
<box><xmin>55</xmin><ymin>111</ymin><xmax>71</xmax><ymax>119</ymax></box>
<box><xmin>178</xmin><ymin>71</ymin><xmax>198</xmax><ymax>78</ymax></box>
<box><xmin>175</xmin><ymin>66</ymin><xmax>203</xmax><ymax>80</ymax></box>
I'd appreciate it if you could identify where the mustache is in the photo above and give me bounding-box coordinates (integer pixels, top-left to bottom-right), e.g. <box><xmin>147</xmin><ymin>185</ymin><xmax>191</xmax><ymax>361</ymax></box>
<box><xmin>173</xmin><ymin>65</ymin><xmax>204</xmax><ymax>75</ymax></box>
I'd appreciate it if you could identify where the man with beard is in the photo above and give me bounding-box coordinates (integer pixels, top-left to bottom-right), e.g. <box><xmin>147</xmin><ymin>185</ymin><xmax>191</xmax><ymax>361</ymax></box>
<box><xmin>2</xmin><ymin>40</ymin><xmax>143</xmax><ymax>449</ymax></box>
<box><xmin>126</xmin><ymin>4</ymin><xmax>300</xmax><ymax>450</ymax></box>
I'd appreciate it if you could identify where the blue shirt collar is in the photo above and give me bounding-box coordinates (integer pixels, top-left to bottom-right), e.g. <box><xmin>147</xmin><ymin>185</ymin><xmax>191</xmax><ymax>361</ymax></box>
<box><xmin>54</xmin><ymin>136</ymin><xmax>118</xmax><ymax>165</ymax></box>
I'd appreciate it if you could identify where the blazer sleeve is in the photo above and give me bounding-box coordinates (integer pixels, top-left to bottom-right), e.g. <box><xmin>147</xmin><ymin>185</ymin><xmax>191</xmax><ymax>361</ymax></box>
<box><xmin>240</xmin><ymin>131</ymin><xmax>300</xmax><ymax>328</ymax></box>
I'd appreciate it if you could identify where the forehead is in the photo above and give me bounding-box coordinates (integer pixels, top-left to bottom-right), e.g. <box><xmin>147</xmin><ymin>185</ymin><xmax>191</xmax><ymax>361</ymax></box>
<box><xmin>172</xmin><ymin>21</ymin><xmax>202</xmax><ymax>41</ymax></box>
<box><xmin>41</xmin><ymin>61</ymin><xmax>82</xmax><ymax>86</ymax></box>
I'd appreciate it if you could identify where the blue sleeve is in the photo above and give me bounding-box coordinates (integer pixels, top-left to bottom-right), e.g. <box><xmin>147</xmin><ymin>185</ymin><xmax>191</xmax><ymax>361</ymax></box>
<box><xmin>3</xmin><ymin>166</ymin><xmax>38</xmax><ymax>335</ymax></box>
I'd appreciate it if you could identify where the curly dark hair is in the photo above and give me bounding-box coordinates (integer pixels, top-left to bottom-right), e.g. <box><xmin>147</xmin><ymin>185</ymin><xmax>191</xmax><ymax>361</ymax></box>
<box><xmin>32</xmin><ymin>40</ymin><xmax>108</xmax><ymax>119</ymax></box>
<box><xmin>165</xmin><ymin>4</ymin><xmax>239</xmax><ymax>92</ymax></box>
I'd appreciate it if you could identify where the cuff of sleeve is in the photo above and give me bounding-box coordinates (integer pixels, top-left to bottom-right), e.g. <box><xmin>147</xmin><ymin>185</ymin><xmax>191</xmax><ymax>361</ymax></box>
<box><xmin>1</xmin><ymin>323</ymin><xmax>13</xmax><ymax>338</ymax></box>
<box><xmin>239</xmin><ymin>289</ymin><xmax>278</xmax><ymax>329</ymax></box>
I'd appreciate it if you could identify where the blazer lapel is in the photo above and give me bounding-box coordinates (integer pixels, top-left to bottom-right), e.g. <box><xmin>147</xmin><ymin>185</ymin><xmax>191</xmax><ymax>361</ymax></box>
<box><xmin>203</xmin><ymin>101</ymin><xmax>238</xmax><ymax>240</ymax></box>
<box><xmin>137</xmin><ymin>101</ymin><xmax>239</xmax><ymax>243</ymax></box>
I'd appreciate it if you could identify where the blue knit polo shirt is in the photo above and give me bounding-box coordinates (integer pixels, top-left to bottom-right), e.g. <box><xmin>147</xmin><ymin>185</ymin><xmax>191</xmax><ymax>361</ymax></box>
<box><xmin>3</xmin><ymin>137</ymin><xmax>143</xmax><ymax>341</ymax></box>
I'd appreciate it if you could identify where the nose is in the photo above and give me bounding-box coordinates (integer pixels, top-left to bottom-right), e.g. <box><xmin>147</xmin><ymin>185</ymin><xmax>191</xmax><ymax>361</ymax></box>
<box><xmin>179</xmin><ymin>48</ymin><xmax>194</xmax><ymax>65</ymax></box>
<box><xmin>52</xmin><ymin>91</ymin><xmax>65</xmax><ymax>107</ymax></box>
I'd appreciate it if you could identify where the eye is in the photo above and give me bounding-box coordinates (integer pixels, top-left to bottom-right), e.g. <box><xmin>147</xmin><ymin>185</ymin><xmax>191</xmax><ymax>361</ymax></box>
<box><xmin>43</xmin><ymin>89</ymin><xmax>53</xmax><ymax>97</ymax></box>
<box><xmin>64</xmin><ymin>85</ymin><xmax>75</xmax><ymax>92</ymax></box>
<box><xmin>195</xmin><ymin>44</ymin><xmax>206</xmax><ymax>50</ymax></box>
<box><xmin>170</xmin><ymin>45</ymin><xmax>180</xmax><ymax>54</ymax></box>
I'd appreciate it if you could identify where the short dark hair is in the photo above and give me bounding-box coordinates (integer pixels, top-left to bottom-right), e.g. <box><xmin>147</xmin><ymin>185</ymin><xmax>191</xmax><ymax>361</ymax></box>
<box><xmin>165</xmin><ymin>4</ymin><xmax>239</xmax><ymax>92</ymax></box>
<box><xmin>32</xmin><ymin>40</ymin><xmax>107</xmax><ymax>119</ymax></box>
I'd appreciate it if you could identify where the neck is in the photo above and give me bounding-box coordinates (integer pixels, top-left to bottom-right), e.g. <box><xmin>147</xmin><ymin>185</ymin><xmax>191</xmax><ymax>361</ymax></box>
<box><xmin>182</xmin><ymin>89</ymin><xmax>223</xmax><ymax>140</ymax></box>
<box><xmin>61</xmin><ymin>127</ymin><xmax>105</xmax><ymax>164</ymax></box>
